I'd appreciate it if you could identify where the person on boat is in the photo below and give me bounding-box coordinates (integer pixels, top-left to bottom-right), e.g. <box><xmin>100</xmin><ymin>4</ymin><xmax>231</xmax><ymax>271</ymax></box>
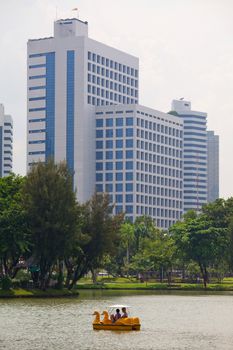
<box><xmin>121</xmin><ymin>307</ymin><xmax>128</xmax><ymax>318</ymax></box>
<box><xmin>111</xmin><ymin>309</ymin><xmax>121</xmax><ymax>322</ymax></box>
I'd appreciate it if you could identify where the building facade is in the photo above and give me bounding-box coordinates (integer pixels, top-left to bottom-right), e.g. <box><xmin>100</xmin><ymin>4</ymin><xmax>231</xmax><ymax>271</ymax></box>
<box><xmin>95</xmin><ymin>104</ymin><xmax>183</xmax><ymax>228</ymax></box>
<box><xmin>0</xmin><ymin>104</ymin><xmax>13</xmax><ymax>177</ymax></box>
<box><xmin>171</xmin><ymin>99</ymin><xmax>207</xmax><ymax>212</ymax></box>
<box><xmin>207</xmin><ymin>130</ymin><xmax>219</xmax><ymax>202</ymax></box>
<box><xmin>27</xmin><ymin>18</ymin><xmax>139</xmax><ymax>203</ymax></box>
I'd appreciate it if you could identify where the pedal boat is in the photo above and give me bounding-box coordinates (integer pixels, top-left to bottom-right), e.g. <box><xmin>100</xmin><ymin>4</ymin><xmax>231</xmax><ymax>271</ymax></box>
<box><xmin>92</xmin><ymin>304</ymin><xmax>141</xmax><ymax>331</ymax></box>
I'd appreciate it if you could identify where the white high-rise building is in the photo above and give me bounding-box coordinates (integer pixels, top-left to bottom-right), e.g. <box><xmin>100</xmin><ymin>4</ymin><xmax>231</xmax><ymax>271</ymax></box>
<box><xmin>0</xmin><ymin>104</ymin><xmax>13</xmax><ymax>177</ymax></box>
<box><xmin>27</xmin><ymin>18</ymin><xmax>139</xmax><ymax>203</ymax></box>
<box><xmin>207</xmin><ymin>130</ymin><xmax>219</xmax><ymax>202</ymax></box>
<box><xmin>171</xmin><ymin>99</ymin><xmax>207</xmax><ymax>212</ymax></box>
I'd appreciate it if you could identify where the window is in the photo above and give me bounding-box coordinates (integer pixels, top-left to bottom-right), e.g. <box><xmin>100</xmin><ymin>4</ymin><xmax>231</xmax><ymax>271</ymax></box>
<box><xmin>126</xmin><ymin>128</ymin><xmax>133</xmax><ymax>137</ymax></box>
<box><xmin>116</xmin><ymin>183</ymin><xmax>123</xmax><ymax>192</ymax></box>
<box><xmin>116</xmin><ymin>195</ymin><xmax>123</xmax><ymax>203</ymax></box>
<box><xmin>96</xmin><ymin>173</ymin><xmax>103</xmax><ymax>181</ymax></box>
<box><xmin>106</xmin><ymin>129</ymin><xmax>113</xmax><ymax>138</ymax></box>
<box><xmin>126</xmin><ymin>139</ymin><xmax>133</xmax><ymax>148</ymax></box>
<box><xmin>106</xmin><ymin>140</ymin><xmax>113</xmax><ymax>148</ymax></box>
<box><xmin>126</xmin><ymin>183</ymin><xmax>133</xmax><ymax>192</ymax></box>
<box><xmin>126</xmin><ymin>117</ymin><xmax>133</xmax><ymax>126</ymax></box>
<box><xmin>126</xmin><ymin>150</ymin><xmax>133</xmax><ymax>159</ymax></box>
<box><xmin>106</xmin><ymin>162</ymin><xmax>113</xmax><ymax>170</ymax></box>
<box><xmin>116</xmin><ymin>162</ymin><xmax>123</xmax><ymax>170</ymax></box>
<box><xmin>126</xmin><ymin>194</ymin><xmax>133</xmax><ymax>203</ymax></box>
<box><xmin>126</xmin><ymin>172</ymin><xmax>133</xmax><ymax>181</ymax></box>
<box><xmin>116</xmin><ymin>118</ymin><xmax>123</xmax><ymax>126</ymax></box>
<box><xmin>96</xmin><ymin>163</ymin><xmax>103</xmax><ymax>170</ymax></box>
<box><xmin>116</xmin><ymin>139</ymin><xmax>123</xmax><ymax>148</ymax></box>
<box><xmin>106</xmin><ymin>173</ymin><xmax>113</xmax><ymax>181</ymax></box>
<box><xmin>106</xmin><ymin>118</ymin><xmax>113</xmax><ymax>127</ymax></box>
<box><xmin>126</xmin><ymin>205</ymin><xmax>133</xmax><ymax>213</ymax></box>
<box><xmin>126</xmin><ymin>161</ymin><xmax>133</xmax><ymax>170</ymax></box>
<box><xmin>106</xmin><ymin>184</ymin><xmax>113</xmax><ymax>192</ymax></box>
<box><xmin>96</xmin><ymin>119</ymin><xmax>103</xmax><ymax>127</ymax></box>
<box><xmin>96</xmin><ymin>184</ymin><xmax>103</xmax><ymax>192</ymax></box>
<box><xmin>106</xmin><ymin>151</ymin><xmax>113</xmax><ymax>159</ymax></box>
<box><xmin>116</xmin><ymin>206</ymin><xmax>123</xmax><ymax>214</ymax></box>
<box><xmin>96</xmin><ymin>130</ymin><xmax>103</xmax><ymax>138</ymax></box>
<box><xmin>96</xmin><ymin>141</ymin><xmax>103</xmax><ymax>149</ymax></box>
<box><xmin>96</xmin><ymin>151</ymin><xmax>103</xmax><ymax>160</ymax></box>
<box><xmin>116</xmin><ymin>129</ymin><xmax>123</xmax><ymax>137</ymax></box>
<box><xmin>116</xmin><ymin>151</ymin><xmax>123</xmax><ymax>159</ymax></box>
<box><xmin>116</xmin><ymin>173</ymin><xmax>123</xmax><ymax>181</ymax></box>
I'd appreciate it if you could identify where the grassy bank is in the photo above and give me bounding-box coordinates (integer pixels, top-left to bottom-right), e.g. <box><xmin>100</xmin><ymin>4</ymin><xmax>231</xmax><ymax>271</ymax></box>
<box><xmin>76</xmin><ymin>277</ymin><xmax>233</xmax><ymax>291</ymax></box>
<box><xmin>0</xmin><ymin>288</ymin><xmax>79</xmax><ymax>298</ymax></box>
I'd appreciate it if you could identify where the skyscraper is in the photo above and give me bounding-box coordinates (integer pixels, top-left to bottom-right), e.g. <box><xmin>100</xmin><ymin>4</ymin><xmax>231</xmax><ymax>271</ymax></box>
<box><xmin>27</xmin><ymin>18</ymin><xmax>184</xmax><ymax>228</ymax></box>
<box><xmin>207</xmin><ymin>130</ymin><xmax>219</xmax><ymax>202</ymax></box>
<box><xmin>0</xmin><ymin>103</ymin><xmax>13</xmax><ymax>177</ymax></box>
<box><xmin>27</xmin><ymin>18</ymin><xmax>139</xmax><ymax>203</ymax></box>
<box><xmin>171</xmin><ymin>99</ymin><xmax>207</xmax><ymax>212</ymax></box>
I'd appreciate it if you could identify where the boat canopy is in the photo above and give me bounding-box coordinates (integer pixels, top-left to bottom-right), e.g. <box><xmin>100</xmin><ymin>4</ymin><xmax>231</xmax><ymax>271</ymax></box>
<box><xmin>108</xmin><ymin>305</ymin><xmax>130</xmax><ymax>308</ymax></box>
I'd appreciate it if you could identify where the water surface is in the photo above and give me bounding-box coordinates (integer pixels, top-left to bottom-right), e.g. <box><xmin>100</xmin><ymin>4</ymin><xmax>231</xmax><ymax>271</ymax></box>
<box><xmin>0</xmin><ymin>290</ymin><xmax>233</xmax><ymax>350</ymax></box>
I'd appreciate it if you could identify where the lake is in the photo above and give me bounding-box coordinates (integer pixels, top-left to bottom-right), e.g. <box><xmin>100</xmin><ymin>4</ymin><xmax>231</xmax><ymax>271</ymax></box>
<box><xmin>0</xmin><ymin>290</ymin><xmax>233</xmax><ymax>350</ymax></box>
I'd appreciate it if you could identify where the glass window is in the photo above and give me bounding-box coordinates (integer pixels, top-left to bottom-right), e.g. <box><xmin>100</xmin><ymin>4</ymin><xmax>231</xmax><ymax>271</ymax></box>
<box><xmin>96</xmin><ymin>151</ymin><xmax>103</xmax><ymax>160</ymax></box>
<box><xmin>116</xmin><ymin>128</ymin><xmax>123</xmax><ymax>137</ymax></box>
<box><xmin>126</xmin><ymin>150</ymin><xmax>133</xmax><ymax>159</ymax></box>
<box><xmin>126</xmin><ymin>128</ymin><xmax>133</xmax><ymax>137</ymax></box>
<box><xmin>96</xmin><ymin>119</ymin><xmax>103</xmax><ymax>127</ymax></box>
<box><xmin>96</xmin><ymin>173</ymin><xmax>103</xmax><ymax>181</ymax></box>
<box><xmin>126</xmin><ymin>194</ymin><xmax>133</xmax><ymax>203</ymax></box>
<box><xmin>116</xmin><ymin>173</ymin><xmax>123</xmax><ymax>181</ymax></box>
<box><xmin>116</xmin><ymin>205</ymin><xmax>123</xmax><ymax>214</ymax></box>
<box><xmin>126</xmin><ymin>172</ymin><xmax>133</xmax><ymax>181</ymax></box>
<box><xmin>116</xmin><ymin>183</ymin><xmax>123</xmax><ymax>192</ymax></box>
<box><xmin>126</xmin><ymin>161</ymin><xmax>133</xmax><ymax>170</ymax></box>
<box><xmin>126</xmin><ymin>183</ymin><xmax>133</xmax><ymax>192</ymax></box>
<box><xmin>126</xmin><ymin>205</ymin><xmax>133</xmax><ymax>213</ymax></box>
<box><xmin>96</xmin><ymin>130</ymin><xmax>103</xmax><ymax>138</ymax></box>
<box><xmin>126</xmin><ymin>117</ymin><xmax>133</xmax><ymax>126</ymax></box>
<box><xmin>96</xmin><ymin>163</ymin><xmax>103</xmax><ymax>171</ymax></box>
<box><xmin>106</xmin><ymin>162</ymin><xmax>113</xmax><ymax>170</ymax></box>
<box><xmin>106</xmin><ymin>129</ymin><xmax>113</xmax><ymax>138</ymax></box>
<box><xmin>106</xmin><ymin>118</ymin><xmax>113</xmax><ymax>127</ymax></box>
<box><xmin>126</xmin><ymin>139</ymin><xmax>133</xmax><ymax>148</ymax></box>
<box><xmin>116</xmin><ymin>139</ymin><xmax>123</xmax><ymax>148</ymax></box>
<box><xmin>105</xmin><ymin>184</ymin><xmax>113</xmax><ymax>192</ymax></box>
<box><xmin>106</xmin><ymin>151</ymin><xmax>113</xmax><ymax>159</ymax></box>
<box><xmin>106</xmin><ymin>140</ymin><xmax>113</xmax><ymax>148</ymax></box>
<box><xmin>96</xmin><ymin>141</ymin><xmax>103</xmax><ymax>149</ymax></box>
<box><xmin>116</xmin><ymin>118</ymin><xmax>123</xmax><ymax>126</ymax></box>
<box><xmin>106</xmin><ymin>173</ymin><xmax>113</xmax><ymax>181</ymax></box>
<box><xmin>96</xmin><ymin>184</ymin><xmax>103</xmax><ymax>192</ymax></box>
<box><xmin>116</xmin><ymin>151</ymin><xmax>123</xmax><ymax>159</ymax></box>
<box><xmin>116</xmin><ymin>194</ymin><xmax>123</xmax><ymax>203</ymax></box>
<box><xmin>116</xmin><ymin>162</ymin><xmax>123</xmax><ymax>170</ymax></box>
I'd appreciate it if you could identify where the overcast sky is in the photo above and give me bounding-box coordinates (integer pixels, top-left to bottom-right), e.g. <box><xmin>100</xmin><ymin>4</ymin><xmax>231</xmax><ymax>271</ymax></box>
<box><xmin>0</xmin><ymin>0</ymin><xmax>232</xmax><ymax>198</ymax></box>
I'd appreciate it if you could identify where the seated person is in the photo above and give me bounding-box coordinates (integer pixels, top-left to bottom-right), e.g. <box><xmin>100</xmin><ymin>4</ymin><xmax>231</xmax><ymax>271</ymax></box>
<box><xmin>110</xmin><ymin>308</ymin><xmax>121</xmax><ymax>323</ymax></box>
<box><xmin>121</xmin><ymin>307</ymin><xmax>128</xmax><ymax>318</ymax></box>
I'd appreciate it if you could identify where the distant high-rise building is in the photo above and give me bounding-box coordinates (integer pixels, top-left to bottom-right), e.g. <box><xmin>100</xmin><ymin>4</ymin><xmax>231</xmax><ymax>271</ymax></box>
<box><xmin>0</xmin><ymin>104</ymin><xmax>13</xmax><ymax>177</ymax></box>
<box><xmin>171</xmin><ymin>99</ymin><xmax>207</xmax><ymax>212</ymax></box>
<box><xmin>27</xmin><ymin>18</ymin><xmax>184</xmax><ymax>228</ymax></box>
<box><xmin>207</xmin><ymin>131</ymin><xmax>219</xmax><ymax>202</ymax></box>
<box><xmin>27</xmin><ymin>18</ymin><xmax>139</xmax><ymax>203</ymax></box>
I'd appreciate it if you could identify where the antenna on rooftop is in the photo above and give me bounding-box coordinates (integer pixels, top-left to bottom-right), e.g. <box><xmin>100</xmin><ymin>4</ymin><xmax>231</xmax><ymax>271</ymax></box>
<box><xmin>72</xmin><ymin>7</ymin><xmax>79</xmax><ymax>19</ymax></box>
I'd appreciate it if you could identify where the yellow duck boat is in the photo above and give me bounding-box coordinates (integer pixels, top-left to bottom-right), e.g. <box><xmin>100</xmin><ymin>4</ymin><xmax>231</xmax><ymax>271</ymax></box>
<box><xmin>92</xmin><ymin>305</ymin><xmax>141</xmax><ymax>331</ymax></box>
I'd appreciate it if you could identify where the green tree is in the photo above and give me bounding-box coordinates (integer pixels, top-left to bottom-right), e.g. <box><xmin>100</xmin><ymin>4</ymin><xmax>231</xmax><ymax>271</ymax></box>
<box><xmin>134</xmin><ymin>216</ymin><xmax>154</xmax><ymax>252</ymax></box>
<box><xmin>0</xmin><ymin>174</ymin><xmax>30</xmax><ymax>282</ymax></box>
<box><xmin>120</xmin><ymin>221</ymin><xmax>134</xmax><ymax>271</ymax></box>
<box><xmin>22</xmin><ymin>160</ymin><xmax>80</xmax><ymax>290</ymax></box>
<box><xmin>67</xmin><ymin>193</ymin><xmax>124</xmax><ymax>289</ymax></box>
<box><xmin>170</xmin><ymin>214</ymin><xmax>229</xmax><ymax>287</ymax></box>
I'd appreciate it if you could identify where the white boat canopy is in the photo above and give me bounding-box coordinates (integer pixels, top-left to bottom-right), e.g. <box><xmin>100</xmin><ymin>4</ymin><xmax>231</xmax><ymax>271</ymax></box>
<box><xmin>109</xmin><ymin>305</ymin><xmax>131</xmax><ymax>308</ymax></box>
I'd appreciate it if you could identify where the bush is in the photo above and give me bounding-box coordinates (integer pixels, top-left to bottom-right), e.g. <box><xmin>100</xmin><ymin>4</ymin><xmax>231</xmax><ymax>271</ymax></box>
<box><xmin>1</xmin><ymin>276</ymin><xmax>12</xmax><ymax>290</ymax></box>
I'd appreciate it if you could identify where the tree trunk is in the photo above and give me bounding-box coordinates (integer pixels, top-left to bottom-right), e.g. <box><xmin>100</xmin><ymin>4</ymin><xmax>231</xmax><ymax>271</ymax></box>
<box><xmin>91</xmin><ymin>268</ymin><xmax>97</xmax><ymax>284</ymax></box>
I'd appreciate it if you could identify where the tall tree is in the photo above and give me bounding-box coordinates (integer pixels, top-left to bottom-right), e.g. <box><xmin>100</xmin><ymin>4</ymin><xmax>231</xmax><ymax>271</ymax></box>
<box><xmin>22</xmin><ymin>160</ymin><xmax>80</xmax><ymax>290</ymax></box>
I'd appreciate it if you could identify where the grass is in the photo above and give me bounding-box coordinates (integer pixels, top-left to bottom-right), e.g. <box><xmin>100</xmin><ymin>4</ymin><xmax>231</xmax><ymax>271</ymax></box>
<box><xmin>0</xmin><ymin>288</ymin><xmax>79</xmax><ymax>298</ymax></box>
<box><xmin>76</xmin><ymin>277</ymin><xmax>233</xmax><ymax>291</ymax></box>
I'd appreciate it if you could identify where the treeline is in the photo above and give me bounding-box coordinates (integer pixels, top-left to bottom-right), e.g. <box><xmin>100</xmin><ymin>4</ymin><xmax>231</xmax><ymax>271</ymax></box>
<box><xmin>0</xmin><ymin>160</ymin><xmax>233</xmax><ymax>290</ymax></box>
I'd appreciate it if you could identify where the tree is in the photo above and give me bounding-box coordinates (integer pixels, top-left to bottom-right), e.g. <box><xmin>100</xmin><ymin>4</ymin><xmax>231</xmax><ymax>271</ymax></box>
<box><xmin>67</xmin><ymin>193</ymin><xmax>124</xmax><ymax>289</ymax></box>
<box><xmin>134</xmin><ymin>216</ymin><xmax>154</xmax><ymax>252</ymax></box>
<box><xmin>120</xmin><ymin>221</ymin><xmax>134</xmax><ymax>273</ymax></box>
<box><xmin>0</xmin><ymin>174</ymin><xmax>30</xmax><ymax>281</ymax></box>
<box><xmin>22</xmin><ymin>160</ymin><xmax>80</xmax><ymax>290</ymax></box>
<box><xmin>170</xmin><ymin>214</ymin><xmax>229</xmax><ymax>288</ymax></box>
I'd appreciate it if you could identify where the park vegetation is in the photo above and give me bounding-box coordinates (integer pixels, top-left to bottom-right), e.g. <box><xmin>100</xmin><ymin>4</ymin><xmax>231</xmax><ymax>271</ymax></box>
<box><xmin>1</xmin><ymin>160</ymin><xmax>233</xmax><ymax>291</ymax></box>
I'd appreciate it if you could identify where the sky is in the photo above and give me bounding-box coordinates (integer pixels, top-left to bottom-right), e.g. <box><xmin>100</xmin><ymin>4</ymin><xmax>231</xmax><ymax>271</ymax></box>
<box><xmin>0</xmin><ymin>0</ymin><xmax>233</xmax><ymax>198</ymax></box>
